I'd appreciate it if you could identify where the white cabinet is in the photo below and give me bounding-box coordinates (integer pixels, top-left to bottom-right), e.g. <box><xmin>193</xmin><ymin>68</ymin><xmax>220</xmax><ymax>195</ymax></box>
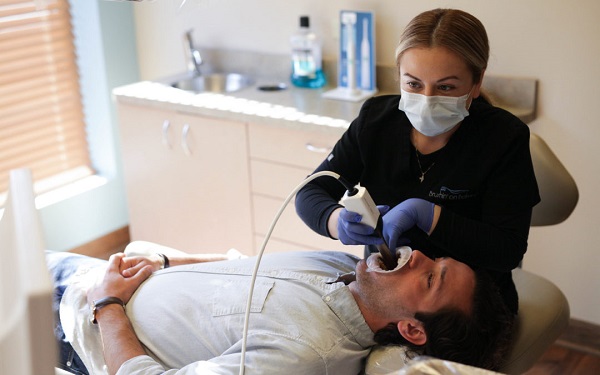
<box><xmin>248</xmin><ymin>122</ymin><xmax>363</xmax><ymax>257</ymax></box>
<box><xmin>117</xmin><ymin>103</ymin><xmax>253</xmax><ymax>254</ymax></box>
<box><xmin>117</xmin><ymin>101</ymin><xmax>362</xmax><ymax>257</ymax></box>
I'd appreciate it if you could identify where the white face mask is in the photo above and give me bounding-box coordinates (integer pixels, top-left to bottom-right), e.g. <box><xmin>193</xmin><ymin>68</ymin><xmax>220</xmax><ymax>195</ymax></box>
<box><xmin>398</xmin><ymin>89</ymin><xmax>472</xmax><ymax>137</ymax></box>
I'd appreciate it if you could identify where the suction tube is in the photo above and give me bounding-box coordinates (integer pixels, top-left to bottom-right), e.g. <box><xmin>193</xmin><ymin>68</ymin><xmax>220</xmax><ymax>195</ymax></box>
<box><xmin>239</xmin><ymin>171</ymin><xmax>399</xmax><ymax>374</ymax></box>
<box><xmin>239</xmin><ymin>171</ymin><xmax>343</xmax><ymax>374</ymax></box>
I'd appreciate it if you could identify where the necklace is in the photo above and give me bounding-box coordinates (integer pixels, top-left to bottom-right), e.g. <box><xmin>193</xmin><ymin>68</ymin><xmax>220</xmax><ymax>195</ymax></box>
<box><xmin>414</xmin><ymin>148</ymin><xmax>435</xmax><ymax>183</ymax></box>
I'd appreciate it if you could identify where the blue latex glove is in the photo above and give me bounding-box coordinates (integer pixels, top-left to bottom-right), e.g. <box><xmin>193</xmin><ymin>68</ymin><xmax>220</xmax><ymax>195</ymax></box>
<box><xmin>382</xmin><ymin>198</ymin><xmax>435</xmax><ymax>250</ymax></box>
<box><xmin>337</xmin><ymin>205</ymin><xmax>389</xmax><ymax>246</ymax></box>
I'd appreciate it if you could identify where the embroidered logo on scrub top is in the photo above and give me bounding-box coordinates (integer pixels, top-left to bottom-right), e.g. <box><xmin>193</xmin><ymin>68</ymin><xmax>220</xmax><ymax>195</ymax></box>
<box><xmin>428</xmin><ymin>186</ymin><xmax>476</xmax><ymax>201</ymax></box>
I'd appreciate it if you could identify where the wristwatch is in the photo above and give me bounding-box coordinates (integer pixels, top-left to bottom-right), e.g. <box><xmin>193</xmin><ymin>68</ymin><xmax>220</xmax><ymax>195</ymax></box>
<box><xmin>90</xmin><ymin>296</ymin><xmax>125</xmax><ymax>324</ymax></box>
<box><xmin>157</xmin><ymin>253</ymin><xmax>170</xmax><ymax>269</ymax></box>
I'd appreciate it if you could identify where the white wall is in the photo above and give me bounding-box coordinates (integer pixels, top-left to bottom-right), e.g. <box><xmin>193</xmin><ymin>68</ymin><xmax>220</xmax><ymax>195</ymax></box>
<box><xmin>131</xmin><ymin>0</ymin><xmax>600</xmax><ymax>325</ymax></box>
<box><xmin>38</xmin><ymin>1</ymin><xmax>139</xmax><ymax>251</ymax></box>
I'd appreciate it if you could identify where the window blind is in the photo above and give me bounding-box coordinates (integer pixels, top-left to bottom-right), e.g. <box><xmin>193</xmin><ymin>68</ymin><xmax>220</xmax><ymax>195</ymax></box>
<box><xmin>0</xmin><ymin>0</ymin><xmax>93</xmax><ymax>204</ymax></box>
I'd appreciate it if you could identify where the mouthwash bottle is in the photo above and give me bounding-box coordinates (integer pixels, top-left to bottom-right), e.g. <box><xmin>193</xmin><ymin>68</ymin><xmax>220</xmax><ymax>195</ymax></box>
<box><xmin>290</xmin><ymin>16</ymin><xmax>326</xmax><ymax>88</ymax></box>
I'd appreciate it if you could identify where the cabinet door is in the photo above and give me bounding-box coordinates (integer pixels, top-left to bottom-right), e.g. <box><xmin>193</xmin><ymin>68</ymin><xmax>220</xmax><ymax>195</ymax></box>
<box><xmin>248</xmin><ymin>122</ymin><xmax>363</xmax><ymax>257</ymax></box>
<box><xmin>118</xmin><ymin>103</ymin><xmax>253</xmax><ymax>254</ymax></box>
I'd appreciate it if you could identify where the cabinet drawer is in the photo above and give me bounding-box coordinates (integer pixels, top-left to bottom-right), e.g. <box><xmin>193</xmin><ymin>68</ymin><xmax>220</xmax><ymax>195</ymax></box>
<box><xmin>248</xmin><ymin>123</ymin><xmax>341</xmax><ymax>169</ymax></box>
<box><xmin>250</xmin><ymin>159</ymin><xmax>313</xmax><ymax>199</ymax></box>
<box><xmin>253</xmin><ymin>195</ymin><xmax>363</xmax><ymax>257</ymax></box>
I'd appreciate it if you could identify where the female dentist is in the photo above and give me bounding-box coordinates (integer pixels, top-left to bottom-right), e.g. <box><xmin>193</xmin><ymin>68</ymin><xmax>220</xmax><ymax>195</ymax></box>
<box><xmin>295</xmin><ymin>8</ymin><xmax>540</xmax><ymax>314</ymax></box>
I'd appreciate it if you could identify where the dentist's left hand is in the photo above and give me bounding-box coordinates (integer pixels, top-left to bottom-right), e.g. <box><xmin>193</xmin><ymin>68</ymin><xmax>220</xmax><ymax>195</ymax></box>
<box><xmin>382</xmin><ymin>198</ymin><xmax>437</xmax><ymax>251</ymax></box>
<box><xmin>87</xmin><ymin>253</ymin><xmax>153</xmax><ymax>305</ymax></box>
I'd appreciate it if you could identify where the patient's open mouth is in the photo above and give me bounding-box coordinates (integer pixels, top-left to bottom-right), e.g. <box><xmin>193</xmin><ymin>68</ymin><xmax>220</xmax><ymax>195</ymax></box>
<box><xmin>366</xmin><ymin>247</ymin><xmax>413</xmax><ymax>273</ymax></box>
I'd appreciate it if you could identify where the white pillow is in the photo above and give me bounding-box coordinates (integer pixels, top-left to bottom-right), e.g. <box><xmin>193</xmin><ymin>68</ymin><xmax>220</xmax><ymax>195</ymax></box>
<box><xmin>365</xmin><ymin>346</ymin><xmax>504</xmax><ymax>375</ymax></box>
<box><xmin>124</xmin><ymin>240</ymin><xmax>189</xmax><ymax>257</ymax></box>
<box><xmin>365</xmin><ymin>345</ymin><xmax>412</xmax><ymax>375</ymax></box>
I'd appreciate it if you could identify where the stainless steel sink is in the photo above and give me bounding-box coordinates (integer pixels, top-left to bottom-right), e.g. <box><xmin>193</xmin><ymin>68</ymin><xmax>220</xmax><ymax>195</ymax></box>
<box><xmin>171</xmin><ymin>73</ymin><xmax>253</xmax><ymax>93</ymax></box>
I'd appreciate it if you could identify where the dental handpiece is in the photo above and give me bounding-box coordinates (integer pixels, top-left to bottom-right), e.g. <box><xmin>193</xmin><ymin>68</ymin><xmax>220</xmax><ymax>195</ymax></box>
<box><xmin>341</xmin><ymin>186</ymin><xmax>398</xmax><ymax>270</ymax></box>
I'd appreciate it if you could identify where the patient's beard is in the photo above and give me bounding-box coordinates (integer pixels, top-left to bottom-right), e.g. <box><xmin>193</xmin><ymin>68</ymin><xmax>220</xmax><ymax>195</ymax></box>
<box><xmin>352</xmin><ymin>262</ymin><xmax>408</xmax><ymax>322</ymax></box>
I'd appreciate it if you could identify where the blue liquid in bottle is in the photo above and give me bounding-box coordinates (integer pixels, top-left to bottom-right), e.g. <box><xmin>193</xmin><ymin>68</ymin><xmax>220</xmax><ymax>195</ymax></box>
<box><xmin>290</xmin><ymin>16</ymin><xmax>326</xmax><ymax>88</ymax></box>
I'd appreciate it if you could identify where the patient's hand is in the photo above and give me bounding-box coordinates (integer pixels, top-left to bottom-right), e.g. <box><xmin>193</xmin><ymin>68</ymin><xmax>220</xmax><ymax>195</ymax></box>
<box><xmin>87</xmin><ymin>253</ymin><xmax>153</xmax><ymax>305</ymax></box>
<box><xmin>120</xmin><ymin>255</ymin><xmax>164</xmax><ymax>278</ymax></box>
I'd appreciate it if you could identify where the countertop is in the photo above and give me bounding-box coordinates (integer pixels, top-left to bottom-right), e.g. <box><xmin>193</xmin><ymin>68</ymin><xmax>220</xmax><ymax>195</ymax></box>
<box><xmin>113</xmin><ymin>77</ymin><xmax>375</xmax><ymax>136</ymax></box>
<box><xmin>112</xmin><ymin>71</ymin><xmax>536</xmax><ymax>135</ymax></box>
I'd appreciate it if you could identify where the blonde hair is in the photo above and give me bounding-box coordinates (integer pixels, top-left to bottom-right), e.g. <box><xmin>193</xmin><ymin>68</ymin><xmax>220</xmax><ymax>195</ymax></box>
<box><xmin>395</xmin><ymin>9</ymin><xmax>489</xmax><ymax>84</ymax></box>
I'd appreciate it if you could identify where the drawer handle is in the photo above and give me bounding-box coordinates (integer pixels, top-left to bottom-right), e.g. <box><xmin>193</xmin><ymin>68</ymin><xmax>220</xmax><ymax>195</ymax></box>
<box><xmin>181</xmin><ymin>123</ymin><xmax>192</xmax><ymax>156</ymax></box>
<box><xmin>305</xmin><ymin>143</ymin><xmax>331</xmax><ymax>154</ymax></box>
<box><xmin>161</xmin><ymin>120</ymin><xmax>172</xmax><ymax>148</ymax></box>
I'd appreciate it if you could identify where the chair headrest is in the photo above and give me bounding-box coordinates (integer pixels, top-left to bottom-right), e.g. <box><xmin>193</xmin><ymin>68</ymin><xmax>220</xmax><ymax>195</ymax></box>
<box><xmin>530</xmin><ymin>133</ymin><xmax>578</xmax><ymax>226</ymax></box>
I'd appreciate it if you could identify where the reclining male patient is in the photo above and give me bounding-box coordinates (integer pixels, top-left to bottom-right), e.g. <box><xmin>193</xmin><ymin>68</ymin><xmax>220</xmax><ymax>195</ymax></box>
<box><xmin>48</xmin><ymin>248</ymin><xmax>513</xmax><ymax>375</ymax></box>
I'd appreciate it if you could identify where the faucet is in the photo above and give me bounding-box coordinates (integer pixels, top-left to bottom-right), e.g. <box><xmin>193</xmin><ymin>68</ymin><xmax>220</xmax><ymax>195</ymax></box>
<box><xmin>184</xmin><ymin>29</ymin><xmax>202</xmax><ymax>76</ymax></box>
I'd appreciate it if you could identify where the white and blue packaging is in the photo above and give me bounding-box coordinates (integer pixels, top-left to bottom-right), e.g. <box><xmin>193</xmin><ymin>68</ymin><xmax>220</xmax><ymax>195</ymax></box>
<box><xmin>323</xmin><ymin>10</ymin><xmax>377</xmax><ymax>101</ymax></box>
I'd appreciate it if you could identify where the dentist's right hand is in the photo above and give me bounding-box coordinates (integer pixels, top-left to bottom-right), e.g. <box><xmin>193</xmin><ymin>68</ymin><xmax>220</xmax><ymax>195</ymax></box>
<box><xmin>334</xmin><ymin>205</ymin><xmax>390</xmax><ymax>246</ymax></box>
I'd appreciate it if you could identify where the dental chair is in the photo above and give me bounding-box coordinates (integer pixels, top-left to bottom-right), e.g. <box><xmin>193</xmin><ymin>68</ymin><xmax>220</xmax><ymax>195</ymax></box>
<box><xmin>367</xmin><ymin>132</ymin><xmax>578</xmax><ymax>374</ymax></box>
<box><xmin>498</xmin><ymin>133</ymin><xmax>577</xmax><ymax>374</ymax></box>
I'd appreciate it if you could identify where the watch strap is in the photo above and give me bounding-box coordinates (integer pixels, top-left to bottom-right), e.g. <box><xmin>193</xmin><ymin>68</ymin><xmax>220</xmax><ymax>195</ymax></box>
<box><xmin>90</xmin><ymin>296</ymin><xmax>125</xmax><ymax>324</ymax></box>
<box><xmin>157</xmin><ymin>253</ymin><xmax>170</xmax><ymax>269</ymax></box>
